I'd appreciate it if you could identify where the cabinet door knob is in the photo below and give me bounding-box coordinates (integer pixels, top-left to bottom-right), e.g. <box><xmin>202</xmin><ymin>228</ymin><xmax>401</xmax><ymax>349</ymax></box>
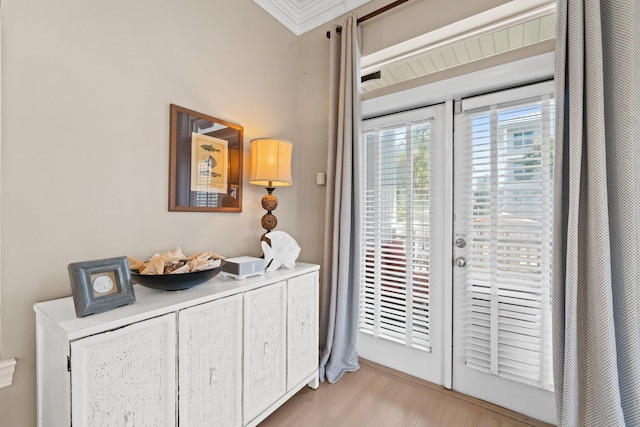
<box><xmin>124</xmin><ymin>410</ymin><xmax>135</xmax><ymax>427</ymax></box>
<box><xmin>209</xmin><ymin>367</ymin><xmax>218</xmax><ymax>385</ymax></box>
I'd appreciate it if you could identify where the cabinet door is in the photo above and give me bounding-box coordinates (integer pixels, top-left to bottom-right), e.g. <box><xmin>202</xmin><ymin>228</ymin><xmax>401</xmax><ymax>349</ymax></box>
<box><xmin>287</xmin><ymin>272</ymin><xmax>319</xmax><ymax>390</ymax></box>
<box><xmin>70</xmin><ymin>313</ymin><xmax>176</xmax><ymax>427</ymax></box>
<box><xmin>179</xmin><ymin>294</ymin><xmax>242</xmax><ymax>427</ymax></box>
<box><xmin>243</xmin><ymin>282</ymin><xmax>287</xmax><ymax>423</ymax></box>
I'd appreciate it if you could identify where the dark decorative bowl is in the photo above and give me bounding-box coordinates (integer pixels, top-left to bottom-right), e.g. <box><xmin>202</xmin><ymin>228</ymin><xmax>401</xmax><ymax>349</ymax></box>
<box><xmin>130</xmin><ymin>266</ymin><xmax>223</xmax><ymax>291</ymax></box>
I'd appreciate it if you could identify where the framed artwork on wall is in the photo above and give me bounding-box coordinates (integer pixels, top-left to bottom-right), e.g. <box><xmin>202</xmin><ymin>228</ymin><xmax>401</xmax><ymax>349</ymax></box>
<box><xmin>190</xmin><ymin>133</ymin><xmax>228</xmax><ymax>193</ymax></box>
<box><xmin>169</xmin><ymin>104</ymin><xmax>243</xmax><ymax>212</ymax></box>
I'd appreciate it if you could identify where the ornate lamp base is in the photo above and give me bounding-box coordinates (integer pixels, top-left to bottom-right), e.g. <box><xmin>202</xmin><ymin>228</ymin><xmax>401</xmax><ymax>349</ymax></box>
<box><xmin>260</xmin><ymin>187</ymin><xmax>278</xmax><ymax>246</ymax></box>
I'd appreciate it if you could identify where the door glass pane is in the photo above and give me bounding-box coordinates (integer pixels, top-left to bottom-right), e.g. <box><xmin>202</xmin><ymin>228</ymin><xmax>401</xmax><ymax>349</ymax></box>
<box><xmin>360</xmin><ymin>118</ymin><xmax>431</xmax><ymax>352</ymax></box>
<box><xmin>463</xmin><ymin>96</ymin><xmax>555</xmax><ymax>391</ymax></box>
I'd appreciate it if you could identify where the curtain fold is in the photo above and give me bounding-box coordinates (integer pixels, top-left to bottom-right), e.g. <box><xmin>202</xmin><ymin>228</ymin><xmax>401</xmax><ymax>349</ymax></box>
<box><xmin>318</xmin><ymin>14</ymin><xmax>362</xmax><ymax>384</ymax></box>
<box><xmin>553</xmin><ymin>0</ymin><xmax>640</xmax><ymax>425</ymax></box>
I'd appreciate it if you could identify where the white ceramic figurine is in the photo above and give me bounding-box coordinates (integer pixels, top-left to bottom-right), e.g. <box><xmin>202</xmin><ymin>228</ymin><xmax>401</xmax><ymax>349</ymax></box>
<box><xmin>261</xmin><ymin>231</ymin><xmax>301</xmax><ymax>271</ymax></box>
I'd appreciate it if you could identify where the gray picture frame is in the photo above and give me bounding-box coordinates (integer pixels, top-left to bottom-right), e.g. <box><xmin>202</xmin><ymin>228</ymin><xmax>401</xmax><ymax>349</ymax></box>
<box><xmin>68</xmin><ymin>256</ymin><xmax>136</xmax><ymax>317</ymax></box>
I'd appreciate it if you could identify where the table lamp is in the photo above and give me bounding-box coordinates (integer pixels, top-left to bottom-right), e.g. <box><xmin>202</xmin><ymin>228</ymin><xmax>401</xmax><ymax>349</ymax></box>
<box><xmin>249</xmin><ymin>138</ymin><xmax>293</xmax><ymax>245</ymax></box>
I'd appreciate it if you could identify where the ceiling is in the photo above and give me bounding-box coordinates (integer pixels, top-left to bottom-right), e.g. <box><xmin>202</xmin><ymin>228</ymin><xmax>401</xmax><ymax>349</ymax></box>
<box><xmin>253</xmin><ymin>0</ymin><xmax>371</xmax><ymax>36</ymax></box>
<box><xmin>361</xmin><ymin>4</ymin><xmax>555</xmax><ymax>93</ymax></box>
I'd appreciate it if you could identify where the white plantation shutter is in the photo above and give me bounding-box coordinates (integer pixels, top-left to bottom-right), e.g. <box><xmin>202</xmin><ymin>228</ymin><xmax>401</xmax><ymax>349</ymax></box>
<box><xmin>359</xmin><ymin>107</ymin><xmax>434</xmax><ymax>352</ymax></box>
<box><xmin>459</xmin><ymin>81</ymin><xmax>554</xmax><ymax>391</ymax></box>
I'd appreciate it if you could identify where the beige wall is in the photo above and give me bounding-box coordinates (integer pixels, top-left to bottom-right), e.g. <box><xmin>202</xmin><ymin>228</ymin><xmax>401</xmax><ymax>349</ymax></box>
<box><xmin>0</xmin><ymin>0</ymin><xmax>299</xmax><ymax>424</ymax></box>
<box><xmin>0</xmin><ymin>0</ymin><xmax>535</xmax><ymax>424</ymax></box>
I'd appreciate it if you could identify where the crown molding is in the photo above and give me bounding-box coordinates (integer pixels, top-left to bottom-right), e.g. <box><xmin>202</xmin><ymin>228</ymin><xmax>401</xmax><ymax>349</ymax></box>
<box><xmin>254</xmin><ymin>0</ymin><xmax>372</xmax><ymax>35</ymax></box>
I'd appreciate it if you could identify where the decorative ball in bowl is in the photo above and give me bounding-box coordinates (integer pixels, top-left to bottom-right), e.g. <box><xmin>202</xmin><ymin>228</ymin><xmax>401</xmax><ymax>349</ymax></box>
<box><xmin>127</xmin><ymin>247</ymin><xmax>225</xmax><ymax>291</ymax></box>
<box><xmin>131</xmin><ymin>266</ymin><xmax>222</xmax><ymax>291</ymax></box>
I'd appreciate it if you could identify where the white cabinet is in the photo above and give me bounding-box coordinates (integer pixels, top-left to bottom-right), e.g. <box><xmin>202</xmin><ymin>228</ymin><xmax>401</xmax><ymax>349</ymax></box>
<box><xmin>179</xmin><ymin>294</ymin><xmax>243</xmax><ymax>427</ymax></box>
<box><xmin>243</xmin><ymin>282</ymin><xmax>287</xmax><ymax>423</ymax></box>
<box><xmin>287</xmin><ymin>273</ymin><xmax>319</xmax><ymax>391</ymax></box>
<box><xmin>70</xmin><ymin>314</ymin><xmax>176</xmax><ymax>426</ymax></box>
<box><xmin>242</xmin><ymin>272</ymin><xmax>320</xmax><ymax>427</ymax></box>
<box><xmin>34</xmin><ymin>263</ymin><xmax>319</xmax><ymax>427</ymax></box>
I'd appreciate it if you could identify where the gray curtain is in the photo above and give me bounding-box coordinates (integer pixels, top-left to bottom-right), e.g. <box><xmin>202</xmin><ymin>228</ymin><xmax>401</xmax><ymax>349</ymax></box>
<box><xmin>318</xmin><ymin>14</ymin><xmax>362</xmax><ymax>384</ymax></box>
<box><xmin>553</xmin><ymin>0</ymin><xmax>640</xmax><ymax>425</ymax></box>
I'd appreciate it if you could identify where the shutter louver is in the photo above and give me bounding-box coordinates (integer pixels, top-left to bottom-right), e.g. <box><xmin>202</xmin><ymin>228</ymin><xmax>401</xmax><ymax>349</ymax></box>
<box><xmin>360</xmin><ymin>110</ymin><xmax>433</xmax><ymax>352</ymax></box>
<box><xmin>460</xmin><ymin>89</ymin><xmax>554</xmax><ymax>391</ymax></box>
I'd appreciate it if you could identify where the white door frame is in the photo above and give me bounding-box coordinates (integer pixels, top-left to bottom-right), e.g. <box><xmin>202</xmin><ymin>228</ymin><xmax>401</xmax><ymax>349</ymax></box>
<box><xmin>359</xmin><ymin>51</ymin><xmax>554</xmax><ymax>403</ymax></box>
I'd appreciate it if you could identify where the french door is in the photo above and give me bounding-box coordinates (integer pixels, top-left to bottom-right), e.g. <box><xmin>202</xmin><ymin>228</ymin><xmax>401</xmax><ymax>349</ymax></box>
<box><xmin>357</xmin><ymin>103</ymin><xmax>450</xmax><ymax>385</ymax></box>
<box><xmin>452</xmin><ymin>81</ymin><xmax>556</xmax><ymax>423</ymax></box>
<box><xmin>358</xmin><ymin>81</ymin><xmax>556</xmax><ymax>424</ymax></box>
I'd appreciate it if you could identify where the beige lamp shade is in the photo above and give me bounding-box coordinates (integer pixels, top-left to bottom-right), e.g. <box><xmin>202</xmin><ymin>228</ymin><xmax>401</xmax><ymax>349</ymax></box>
<box><xmin>250</xmin><ymin>138</ymin><xmax>293</xmax><ymax>187</ymax></box>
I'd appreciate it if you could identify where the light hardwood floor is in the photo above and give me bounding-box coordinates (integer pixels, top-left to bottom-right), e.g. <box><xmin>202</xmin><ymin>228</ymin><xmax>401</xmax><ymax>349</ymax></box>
<box><xmin>259</xmin><ymin>359</ymin><xmax>553</xmax><ymax>427</ymax></box>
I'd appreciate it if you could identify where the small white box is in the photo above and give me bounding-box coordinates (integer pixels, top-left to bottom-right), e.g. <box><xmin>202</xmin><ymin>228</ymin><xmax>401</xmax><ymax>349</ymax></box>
<box><xmin>222</xmin><ymin>256</ymin><xmax>265</xmax><ymax>280</ymax></box>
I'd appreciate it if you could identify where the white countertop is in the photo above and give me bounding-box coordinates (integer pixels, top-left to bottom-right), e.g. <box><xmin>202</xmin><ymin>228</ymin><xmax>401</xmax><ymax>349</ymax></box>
<box><xmin>34</xmin><ymin>262</ymin><xmax>319</xmax><ymax>340</ymax></box>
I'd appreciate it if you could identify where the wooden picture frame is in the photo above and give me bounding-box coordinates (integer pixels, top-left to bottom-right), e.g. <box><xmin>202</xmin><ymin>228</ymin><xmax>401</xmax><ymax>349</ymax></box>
<box><xmin>68</xmin><ymin>256</ymin><xmax>136</xmax><ymax>317</ymax></box>
<box><xmin>169</xmin><ymin>104</ymin><xmax>243</xmax><ymax>212</ymax></box>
